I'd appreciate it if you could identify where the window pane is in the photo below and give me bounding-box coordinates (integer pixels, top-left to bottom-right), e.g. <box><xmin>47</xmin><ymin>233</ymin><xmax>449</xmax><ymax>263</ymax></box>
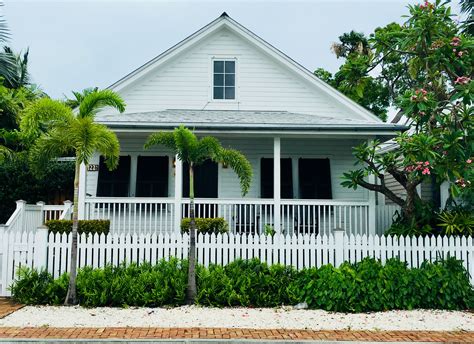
<box><xmin>214</xmin><ymin>61</ymin><xmax>224</xmax><ymax>73</ymax></box>
<box><xmin>214</xmin><ymin>86</ymin><xmax>224</xmax><ymax>99</ymax></box>
<box><xmin>213</xmin><ymin>73</ymin><xmax>224</xmax><ymax>86</ymax></box>
<box><xmin>224</xmin><ymin>87</ymin><xmax>235</xmax><ymax>99</ymax></box>
<box><xmin>225</xmin><ymin>61</ymin><xmax>235</xmax><ymax>73</ymax></box>
<box><xmin>225</xmin><ymin>73</ymin><xmax>235</xmax><ymax>87</ymax></box>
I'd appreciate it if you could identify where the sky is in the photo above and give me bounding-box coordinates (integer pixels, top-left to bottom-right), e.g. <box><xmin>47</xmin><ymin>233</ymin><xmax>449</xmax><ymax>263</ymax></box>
<box><xmin>2</xmin><ymin>0</ymin><xmax>463</xmax><ymax>99</ymax></box>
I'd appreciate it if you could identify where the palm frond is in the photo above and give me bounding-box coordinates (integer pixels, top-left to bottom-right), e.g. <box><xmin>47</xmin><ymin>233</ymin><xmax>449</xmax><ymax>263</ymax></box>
<box><xmin>64</xmin><ymin>87</ymin><xmax>99</xmax><ymax>109</ymax></box>
<box><xmin>29</xmin><ymin>128</ymin><xmax>73</xmax><ymax>175</ymax></box>
<box><xmin>20</xmin><ymin>98</ymin><xmax>73</xmax><ymax>142</ymax></box>
<box><xmin>0</xmin><ymin>1</ymin><xmax>10</xmax><ymax>44</ymax></box>
<box><xmin>195</xmin><ymin>136</ymin><xmax>221</xmax><ymax>164</ymax></box>
<box><xmin>90</xmin><ymin>123</ymin><xmax>120</xmax><ymax>170</ymax></box>
<box><xmin>0</xmin><ymin>144</ymin><xmax>12</xmax><ymax>162</ymax></box>
<box><xmin>218</xmin><ymin>148</ymin><xmax>253</xmax><ymax>196</ymax></box>
<box><xmin>0</xmin><ymin>51</ymin><xmax>17</xmax><ymax>87</ymax></box>
<box><xmin>173</xmin><ymin>126</ymin><xmax>198</xmax><ymax>162</ymax></box>
<box><xmin>144</xmin><ymin>131</ymin><xmax>177</xmax><ymax>153</ymax></box>
<box><xmin>78</xmin><ymin>89</ymin><xmax>126</xmax><ymax>118</ymax></box>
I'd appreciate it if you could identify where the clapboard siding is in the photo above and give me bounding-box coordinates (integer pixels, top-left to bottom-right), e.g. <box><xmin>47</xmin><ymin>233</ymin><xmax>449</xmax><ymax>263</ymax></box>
<box><xmin>113</xmin><ymin>28</ymin><xmax>360</xmax><ymax>120</ymax></box>
<box><xmin>383</xmin><ymin>172</ymin><xmax>406</xmax><ymax>205</ymax></box>
<box><xmin>86</xmin><ymin>135</ymin><xmax>367</xmax><ymax>201</ymax></box>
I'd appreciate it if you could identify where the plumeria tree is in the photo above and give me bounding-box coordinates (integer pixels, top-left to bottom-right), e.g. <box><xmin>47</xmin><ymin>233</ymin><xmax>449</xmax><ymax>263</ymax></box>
<box><xmin>145</xmin><ymin>126</ymin><xmax>252</xmax><ymax>303</ymax></box>
<box><xmin>336</xmin><ymin>1</ymin><xmax>473</xmax><ymax>228</ymax></box>
<box><xmin>22</xmin><ymin>90</ymin><xmax>125</xmax><ymax>305</ymax></box>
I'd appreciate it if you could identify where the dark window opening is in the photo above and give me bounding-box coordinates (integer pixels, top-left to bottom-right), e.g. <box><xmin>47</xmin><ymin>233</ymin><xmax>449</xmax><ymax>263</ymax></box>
<box><xmin>136</xmin><ymin>156</ymin><xmax>169</xmax><ymax>197</ymax></box>
<box><xmin>213</xmin><ymin>60</ymin><xmax>235</xmax><ymax>100</ymax></box>
<box><xmin>260</xmin><ymin>158</ymin><xmax>293</xmax><ymax>199</ymax></box>
<box><xmin>97</xmin><ymin>156</ymin><xmax>131</xmax><ymax>197</ymax></box>
<box><xmin>298</xmin><ymin>158</ymin><xmax>332</xmax><ymax>199</ymax></box>
<box><xmin>183</xmin><ymin>160</ymin><xmax>218</xmax><ymax>198</ymax></box>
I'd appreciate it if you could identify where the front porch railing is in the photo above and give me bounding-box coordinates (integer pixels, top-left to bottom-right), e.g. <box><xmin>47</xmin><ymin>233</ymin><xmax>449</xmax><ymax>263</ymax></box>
<box><xmin>84</xmin><ymin>197</ymin><xmax>371</xmax><ymax>235</ymax></box>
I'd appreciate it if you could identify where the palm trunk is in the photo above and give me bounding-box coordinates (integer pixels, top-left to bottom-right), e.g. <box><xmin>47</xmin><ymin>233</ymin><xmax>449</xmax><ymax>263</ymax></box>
<box><xmin>65</xmin><ymin>159</ymin><xmax>80</xmax><ymax>305</ymax></box>
<box><xmin>186</xmin><ymin>163</ymin><xmax>197</xmax><ymax>304</ymax></box>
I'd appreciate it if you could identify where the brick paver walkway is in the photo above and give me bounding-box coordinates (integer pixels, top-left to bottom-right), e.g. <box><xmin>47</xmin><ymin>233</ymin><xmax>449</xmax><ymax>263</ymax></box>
<box><xmin>0</xmin><ymin>298</ymin><xmax>23</xmax><ymax>319</ymax></box>
<box><xmin>0</xmin><ymin>327</ymin><xmax>472</xmax><ymax>342</ymax></box>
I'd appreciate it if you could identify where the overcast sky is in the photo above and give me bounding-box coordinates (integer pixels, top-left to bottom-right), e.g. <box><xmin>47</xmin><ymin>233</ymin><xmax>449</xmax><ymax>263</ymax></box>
<box><xmin>3</xmin><ymin>0</ymin><xmax>462</xmax><ymax>99</ymax></box>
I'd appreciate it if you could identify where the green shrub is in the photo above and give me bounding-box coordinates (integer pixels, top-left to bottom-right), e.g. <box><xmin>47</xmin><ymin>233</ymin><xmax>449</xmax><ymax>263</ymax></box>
<box><xmin>45</xmin><ymin>219</ymin><xmax>110</xmax><ymax>235</ymax></box>
<box><xmin>437</xmin><ymin>210</ymin><xmax>474</xmax><ymax>236</ymax></box>
<box><xmin>10</xmin><ymin>257</ymin><xmax>474</xmax><ymax>311</ymax></box>
<box><xmin>181</xmin><ymin>217</ymin><xmax>228</xmax><ymax>234</ymax></box>
<box><xmin>0</xmin><ymin>153</ymin><xmax>74</xmax><ymax>223</ymax></box>
<box><xmin>197</xmin><ymin>259</ymin><xmax>298</xmax><ymax>307</ymax></box>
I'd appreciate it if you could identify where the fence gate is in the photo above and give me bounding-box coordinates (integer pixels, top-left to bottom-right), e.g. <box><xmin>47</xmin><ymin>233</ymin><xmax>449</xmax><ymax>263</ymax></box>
<box><xmin>0</xmin><ymin>229</ymin><xmax>48</xmax><ymax>296</ymax></box>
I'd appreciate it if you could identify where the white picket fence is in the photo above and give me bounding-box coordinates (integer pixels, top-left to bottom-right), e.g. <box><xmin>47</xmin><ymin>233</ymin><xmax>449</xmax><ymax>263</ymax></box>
<box><xmin>0</xmin><ymin>227</ymin><xmax>473</xmax><ymax>296</ymax></box>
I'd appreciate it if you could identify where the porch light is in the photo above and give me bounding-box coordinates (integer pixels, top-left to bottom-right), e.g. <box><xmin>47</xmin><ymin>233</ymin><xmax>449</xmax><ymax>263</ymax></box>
<box><xmin>173</xmin><ymin>157</ymin><xmax>176</xmax><ymax>168</ymax></box>
<box><xmin>222</xmin><ymin>162</ymin><xmax>228</xmax><ymax>169</ymax></box>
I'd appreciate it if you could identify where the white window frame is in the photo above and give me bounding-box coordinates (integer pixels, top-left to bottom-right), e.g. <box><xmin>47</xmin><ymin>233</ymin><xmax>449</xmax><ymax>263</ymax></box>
<box><xmin>209</xmin><ymin>56</ymin><xmax>238</xmax><ymax>102</ymax></box>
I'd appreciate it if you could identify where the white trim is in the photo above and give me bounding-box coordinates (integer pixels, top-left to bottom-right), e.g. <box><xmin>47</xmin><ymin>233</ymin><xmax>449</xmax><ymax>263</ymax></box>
<box><xmin>273</xmin><ymin>137</ymin><xmax>281</xmax><ymax>233</ymax></box>
<box><xmin>106</xmin><ymin>15</ymin><xmax>383</xmax><ymax>123</ymax></box>
<box><xmin>209</xmin><ymin>56</ymin><xmax>238</xmax><ymax>102</ymax></box>
<box><xmin>129</xmin><ymin>155</ymin><xmax>138</xmax><ymax>197</ymax></box>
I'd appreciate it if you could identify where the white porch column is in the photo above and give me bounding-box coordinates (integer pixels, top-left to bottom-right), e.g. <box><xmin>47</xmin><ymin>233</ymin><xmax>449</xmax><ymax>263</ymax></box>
<box><xmin>273</xmin><ymin>137</ymin><xmax>281</xmax><ymax>233</ymax></box>
<box><xmin>292</xmin><ymin>157</ymin><xmax>299</xmax><ymax>199</ymax></box>
<box><xmin>368</xmin><ymin>173</ymin><xmax>377</xmax><ymax>235</ymax></box>
<box><xmin>129</xmin><ymin>155</ymin><xmax>138</xmax><ymax>197</ymax></box>
<box><xmin>78</xmin><ymin>162</ymin><xmax>87</xmax><ymax>220</ymax></box>
<box><xmin>174</xmin><ymin>155</ymin><xmax>183</xmax><ymax>232</ymax></box>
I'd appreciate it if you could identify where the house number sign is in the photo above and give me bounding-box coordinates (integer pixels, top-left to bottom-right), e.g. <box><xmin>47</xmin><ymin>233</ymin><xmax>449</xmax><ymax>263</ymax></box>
<box><xmin>87</xmin><ymin>164</ymin><xmax>99</xmax><ymax>172</ymax></box>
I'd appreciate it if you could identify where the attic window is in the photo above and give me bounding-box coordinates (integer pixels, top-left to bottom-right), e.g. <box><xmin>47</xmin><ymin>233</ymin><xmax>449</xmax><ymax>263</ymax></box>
<box><xmin>213</xmin><ymin>60</ymin><xmax>235</xmax><ymax>100</ymax></box>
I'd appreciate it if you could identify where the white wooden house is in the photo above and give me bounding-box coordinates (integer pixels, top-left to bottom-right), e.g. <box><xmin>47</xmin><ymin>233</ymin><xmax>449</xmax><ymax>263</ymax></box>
<box><xmin>78</xmin><ymin>13</ymin><xmax>406</xmax><ymax>235</ymax></box>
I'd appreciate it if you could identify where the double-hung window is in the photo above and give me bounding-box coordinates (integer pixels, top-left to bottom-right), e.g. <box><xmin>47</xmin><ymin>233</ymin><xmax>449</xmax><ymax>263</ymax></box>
<box><xmin>213</xmin><ymin>60</ymin><xmax>235</xmax><ymax>100</ymax></box>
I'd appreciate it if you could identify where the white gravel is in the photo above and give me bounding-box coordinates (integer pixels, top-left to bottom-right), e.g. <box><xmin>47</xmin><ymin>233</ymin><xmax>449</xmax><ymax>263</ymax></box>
<box><xmin>0</xmin><ymin>306</ymin><xmax>473</xmax><ymax>331</ymax></box>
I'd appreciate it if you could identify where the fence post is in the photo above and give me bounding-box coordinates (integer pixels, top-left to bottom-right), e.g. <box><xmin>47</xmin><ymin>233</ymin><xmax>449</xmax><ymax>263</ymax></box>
<box><xmin>36</xmin><ymin>201</ymin><xmax>45</xmax><ymax>223</ymax></box>
<box><xmin>62</xmin><ymin>200</ymin><xmax>73</xmax><ymax>220</ymax></box>
<box><xmin>16</xmin><ymin>200</ymin><xmax>26</xmax><ymax>231</ymax></box>
<box><xmin>333</xmin><ymin>228</ymin><xmax>345</xmax><ymax>267</ymax></box>
<box><xmin>34</xmin><ymin>226</ymin><xmax>49</xmax><ymax>271</ymax></box>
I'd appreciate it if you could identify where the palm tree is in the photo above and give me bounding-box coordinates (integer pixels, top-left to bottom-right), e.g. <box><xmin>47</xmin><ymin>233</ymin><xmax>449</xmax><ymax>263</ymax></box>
<box><xmin>64</xmin><ymin>87</ymin><xmax>99</xmax><ymax>109</ymax></box>
<box><xmin>144</xmin><ymin>126</ymin><xmax>252</xmax><ymax>303</ymax></box>
<box><xmin>22</xmin><ymin>90</ymin><xmax>125</xmax><ymax>305</ymax></box>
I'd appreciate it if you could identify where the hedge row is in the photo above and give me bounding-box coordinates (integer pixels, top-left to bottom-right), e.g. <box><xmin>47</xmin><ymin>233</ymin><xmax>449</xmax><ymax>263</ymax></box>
<box><xmin>181</xmin><ymin>217</ymin><xmax>228</xmax><ymax>234</ymax></box>
<box><xmin>11</xmin><ymin>257</ymin><xmax>473</xmax><ymax>312</ymax></box>
<box><xmin>45</xmin><ymin>220</ymin><xmax>110</xmax><ymax>235</ymax></box>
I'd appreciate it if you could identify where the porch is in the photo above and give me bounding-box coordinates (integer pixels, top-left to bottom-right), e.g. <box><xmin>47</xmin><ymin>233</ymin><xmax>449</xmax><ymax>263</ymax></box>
<box><xmin>76</xmin><ymin>133</ymin><xmax>383</xmax><ymax>235</ymax></box>
<box><xmin>83</xmin><ymin>197</ymin><xmax>371</xmax><ymax>235</ymax></box>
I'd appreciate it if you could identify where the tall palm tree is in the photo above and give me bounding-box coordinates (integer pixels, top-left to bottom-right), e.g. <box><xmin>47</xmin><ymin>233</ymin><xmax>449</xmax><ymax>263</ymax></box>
<box><xmin>22</xmin><ymin>90</ymin><xmax>125</xmax><ymax>305</ymax></box>
<box><xmin>145</xmin><ymin>126</ymin><xmax>252</xmax><ymax>303</ymax></box>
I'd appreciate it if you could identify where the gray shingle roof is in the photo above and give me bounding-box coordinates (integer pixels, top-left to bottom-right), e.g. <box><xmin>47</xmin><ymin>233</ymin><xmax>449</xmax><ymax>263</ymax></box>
<box><xmin>96</xmin><ymin>109</ymin><xmax>406</xmax><ymax>131</ymax></box>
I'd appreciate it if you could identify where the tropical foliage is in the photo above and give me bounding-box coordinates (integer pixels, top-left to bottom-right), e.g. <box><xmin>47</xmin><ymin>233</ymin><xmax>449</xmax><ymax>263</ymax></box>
<box><xmin>22</xmin><ymin>89</ymin><xmax>125</xmax><ymax>305</ymax></box>
<box><xmin>11</xmin><ymin>257</ymin><xmax>474</xmax><ymax>312</ymax></box>
<box><xmin>323</xmin><ymin>1</ymin><xmax>474</xmax><ymax>231</ymax></box>
<box><xmin>144</xmin><ymin>126</ymin><xmax>252</xmax><ymax>303</ymax></box>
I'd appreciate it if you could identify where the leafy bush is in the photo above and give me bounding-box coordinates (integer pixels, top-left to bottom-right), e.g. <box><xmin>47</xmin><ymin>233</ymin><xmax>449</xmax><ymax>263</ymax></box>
<box><xmin>11</xmin><ymin>257</ymin><xmax>473</xmax><ymax>311</ymax></box>
<box><xmin>437</xmin><ymin>210</ymin><xmax>474</xmax><ymax>236</ymax></box>
<box><xmin>197</xmin><ymin>259</ymin><xmax>298</xmax><ymax>307</ymax></box>
<box><xmin>45</xmin><ymin>219</ymin><xmax>110</xmax><ymax>235</ymax></box>
<box><xmin>181</xmin><ymin>217</ymin><xmax>228</xmax><ymax>235</ymax></box>
<box><xmin>0</xmin><ymin>153</ymin><xmax>74</xmax><ymax>223</ymax></box>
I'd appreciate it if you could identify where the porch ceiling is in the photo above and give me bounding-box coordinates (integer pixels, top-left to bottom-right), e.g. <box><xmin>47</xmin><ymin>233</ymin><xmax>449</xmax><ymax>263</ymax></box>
<box><xmin>96</xmin><ymin>109</ymin><xmax>407</xmax><ymax>135</ymax></box>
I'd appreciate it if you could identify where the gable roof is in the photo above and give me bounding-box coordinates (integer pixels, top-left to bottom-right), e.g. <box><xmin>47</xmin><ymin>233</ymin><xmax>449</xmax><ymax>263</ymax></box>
<box><xmin>107</xmin><ymin>13</ymin><xmax>387</xmax><ymax>124</ymax></box>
